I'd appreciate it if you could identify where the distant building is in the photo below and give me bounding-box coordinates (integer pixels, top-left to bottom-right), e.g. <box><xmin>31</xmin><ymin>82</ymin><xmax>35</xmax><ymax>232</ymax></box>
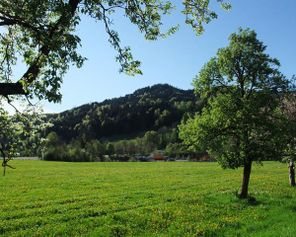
<box><xmin>151</xmin><ymin>150</ymin><xmax>166</xmax><ymax>161</ymax></box>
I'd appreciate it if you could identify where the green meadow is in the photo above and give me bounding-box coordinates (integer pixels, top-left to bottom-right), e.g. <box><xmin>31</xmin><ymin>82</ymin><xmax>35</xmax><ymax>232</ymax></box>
<box><xmin>0</xmin><ymin>161</ymin><xmax>295</xmax><ymax>237</ymax></box>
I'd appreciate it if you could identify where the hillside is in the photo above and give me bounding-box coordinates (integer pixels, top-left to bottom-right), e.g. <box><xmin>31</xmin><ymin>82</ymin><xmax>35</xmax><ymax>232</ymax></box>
<box><xmin>47</xmin><ymin>84</ymin><xmax>201</xmax><ymax>141</ymax></box>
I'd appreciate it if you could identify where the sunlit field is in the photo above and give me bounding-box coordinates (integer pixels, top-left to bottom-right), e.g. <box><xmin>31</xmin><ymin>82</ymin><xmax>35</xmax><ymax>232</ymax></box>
<box><xmin>0</xmin><ymin>161</ymin><xmax>295</xmax><ymax>237</ymax></box>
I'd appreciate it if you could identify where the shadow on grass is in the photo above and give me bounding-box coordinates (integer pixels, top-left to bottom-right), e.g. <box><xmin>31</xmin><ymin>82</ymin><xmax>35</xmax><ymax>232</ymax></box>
<box><xmin>290</xmin><ymin>206</ymin><xmax>296</xmax><ymax>212</ymax></box>
<box><xmin>234</xmin><ymin>192</ymin><xmax>262</xmax><ymax>206</ymax></box>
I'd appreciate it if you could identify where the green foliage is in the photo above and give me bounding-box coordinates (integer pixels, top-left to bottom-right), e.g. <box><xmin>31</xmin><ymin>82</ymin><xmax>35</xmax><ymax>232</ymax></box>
<box><xmin>0</xmin><ymin>0</ymin><xmax>230</xmax><ymax>101</ymax></box>
<box><xmin>41</xmin><ymin>126</ymin><xmax>182</xmax><ymax>161</ymax></box>
<box><xmin>0</xmin><ymin>107</ymin><xmax>21</xmax><ymax>174</ymax></box>
<box><xmin>26</xmin><ymin>84</ymin><xmax>201</xmax><ymax>161</ymax></box>
<box><xmin>1</xmin><ymin>161</ymin><xmax>296</xmax><ymax>236</ymax></box>
<box><xmin>41</xmin><ymin>132</ymin><xmax>97</xmax><ymax>162</ymax></box>
<box><xmin>20</xmin><ymin>111</ymin><xmax>52</xmax><ymax>156</ymax></box>
<box><xmin>183</xmin><ymin>0</ymin><xmax>231</xmax><ymax>35</ymax></box>
<box><xmin>281</xmin><ymin>92</ymin><xmax>296</xmax><ymax>187</ymax></box>
<box><xmin>280</xmin><ymin>93</ymin><xmax>296</xmax><ymax>163</ymax></box>
<box><xmin>47</xmin><ymin>84</ymin><xmax>200</xmax><ymax>142</ymax></box>
<box><xmin>180</xmin><ymin>28</ymin><xmax>289</xmax><ymax>169</ymax></box>
<box><xmin>143</xmin><ymin>130</ymin><xmax>159</xmax><ymax>152</ymax></box>
<box><xmin>164</xmin><ymin>142</ymin><xmax>188</xmax><ymax>158</ymax></box>
<box><xmin>111</xmin><ymin>127</ymin><xmax>179</xmax><ymax>156</ymax></box>
<box><xmin>0</xmin><ymin>104</ymin><xmax>47</xmax><ymax>174</ymax></box>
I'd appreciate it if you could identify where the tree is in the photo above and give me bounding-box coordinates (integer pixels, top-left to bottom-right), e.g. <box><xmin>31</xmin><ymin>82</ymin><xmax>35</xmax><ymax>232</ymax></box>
<box><xmin>165</xmin><ymin>143</ymin><xmax>187</xmax><ymax>158</ymax></box>
<box><xmin>40</xmin><ymin>131</ymin><xmax>65</xmax><ymax>161</ymax></box>
<box><xmin>106</xmin><ymin>143</ymin><xmax>115</xmax><ymax>156</ymax></box>
<box><xmin>179</xmin><ymin>29</ymin><xmax>289</xmax><ymax>198</ymax></box>
<box><xmin>143</xmin><ymin>130</ymin><xmax>159</xmax><ymax>153</ymax></box>
<box><xmin>0</xmin><ymin>0</ymin><xmax>230</xmax><ymax>102</ymax></box>
<box><xmin>0</xmin><ymin>107</ymin><xmax>20</xmax><ymax>175</ymax></box>
<box><xmin>281</xmin><ymin>93</ymin><xmax>296</xmax><ymax>186</ymax></box>
<box><xmin>0</xmin><ymin>104</ymin><xmax>48</xmax><ymax>175</ymax></box>
<box><xmin>18</xmin><ymin>109</ymin><xmax>51</xmax><ymax>156</ymax></box>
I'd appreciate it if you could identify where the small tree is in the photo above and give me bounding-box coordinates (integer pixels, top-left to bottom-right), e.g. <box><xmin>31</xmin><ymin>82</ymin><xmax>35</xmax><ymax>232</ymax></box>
<box><xmin>0</xmin><ymin>108</ymin><xmax>21</xmax><ymax>175</ymax></box>
<box><xmin>179</xmin><ymin>29</ymin><xmax>289</xmax><ymax>198</ymax></box>
<box><xmin>0</xmin><ymin>105</ymin><xmax>50</xmax><ymax>175</ymax></box>
<box><xmin>281</xmin><ymin>93</ymin><xmax>296</xmax><ymax>186</ymax></box>
<box><xmin>143</xmin><ymin>130</ymin><xmax>159</xmax><ymax>153</ymax></box>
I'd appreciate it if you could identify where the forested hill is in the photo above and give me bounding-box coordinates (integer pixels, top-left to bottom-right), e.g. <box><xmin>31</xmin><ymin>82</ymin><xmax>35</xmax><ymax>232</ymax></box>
<box><xmin>47</xmin><ymin>84</ymin><xmax>201</xmax><ymax>141</ymax></box>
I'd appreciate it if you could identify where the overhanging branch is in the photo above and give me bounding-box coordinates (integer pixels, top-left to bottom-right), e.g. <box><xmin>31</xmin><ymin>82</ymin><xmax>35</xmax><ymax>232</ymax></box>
<box><xmin>0</xmin><ymin>0</ymin><xmax>81</xmax><ymax>96</ymax></box>
<box><xmin>0</xmin><ymin>82</ymin><xmax>26</xmax><ymax>95</ymax></box>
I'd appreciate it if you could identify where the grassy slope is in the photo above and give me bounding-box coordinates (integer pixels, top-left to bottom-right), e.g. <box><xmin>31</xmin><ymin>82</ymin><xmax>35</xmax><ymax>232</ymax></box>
<box><xmin>0</xmin><ymin>161</ymin><xmax>295</xmax><ymax>237</ymax></box>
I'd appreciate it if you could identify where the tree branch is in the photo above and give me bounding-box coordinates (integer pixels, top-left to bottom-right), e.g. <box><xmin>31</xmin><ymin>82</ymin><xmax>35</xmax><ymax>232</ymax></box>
<box><xmin>0</xmin><ymin>0</ymin><xmax>82</xmax><ymax>96</ymax></box>
<box><xmin>0</xmin><ymin>83</ymin><xmax>26</xmax><ymax>95</ymax></box>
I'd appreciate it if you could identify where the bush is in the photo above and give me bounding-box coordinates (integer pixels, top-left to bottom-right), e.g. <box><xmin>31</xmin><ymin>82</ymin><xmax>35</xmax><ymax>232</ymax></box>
<box><xmin>42</xmin><ymin>141</ymin><xmax>95</xmax><ymax>162</ymax></box>
<box><xmin>42</xmin><ymin>146</ymin><xmax>67</xmax><ymax>161</ymax></box>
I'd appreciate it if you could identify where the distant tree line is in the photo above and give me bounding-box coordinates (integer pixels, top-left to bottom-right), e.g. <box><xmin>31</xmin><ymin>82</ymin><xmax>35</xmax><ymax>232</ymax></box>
<box><xmin>11</xmin><ymin>84</ymin><xmax>202</xmax><ymax>162</ymax></box>
<box><xmin>41</xmin><ymin>127</ymin><xmax>192</xmax><ymax>162</ymax></box>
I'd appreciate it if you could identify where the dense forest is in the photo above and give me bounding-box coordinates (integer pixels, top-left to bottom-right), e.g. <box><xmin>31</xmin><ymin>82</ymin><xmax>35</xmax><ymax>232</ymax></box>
<box><xmin>26</xmin><ymin>84</ymin><xmax>204</xmax><ymax>161</ymax></box>
<box><xmin>47</xmin><ymin>84</ymin><xmax>201</xmax><ymax>141</ymax></box>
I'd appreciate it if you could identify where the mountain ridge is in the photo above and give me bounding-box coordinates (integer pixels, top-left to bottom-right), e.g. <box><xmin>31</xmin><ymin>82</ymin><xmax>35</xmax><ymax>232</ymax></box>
<box><xmin>47</xmin><ymin>84</ymin><xmax>201</xmax><ymax>141</ymax></box>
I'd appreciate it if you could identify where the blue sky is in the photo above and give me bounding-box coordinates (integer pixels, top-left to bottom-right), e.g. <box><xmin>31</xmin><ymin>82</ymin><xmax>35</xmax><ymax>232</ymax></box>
<box><xmin>42</xmin><ymin>0</ymin><xmax>296</xmax><ymax>113</ymax></box>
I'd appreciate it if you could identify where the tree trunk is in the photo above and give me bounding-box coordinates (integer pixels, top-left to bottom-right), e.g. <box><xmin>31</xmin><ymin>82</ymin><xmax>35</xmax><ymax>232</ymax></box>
<box><xmin>239</xmin><ymin>159</ymin><xmax>252</xmax><ymax>198</ymax></box>
<box><xmin>289</xmin><ymin>160</ymin><xmax>295</xmax><ymax>187</ymax></box>
<box><xmin>1</xmin><ymin>148</ymin><xmax>6</xmax><ymax>176</ymax></box>
<box><xmin>3</xmin><ymin>163</ymin><xmax>6</xmax><ymax>176</ymax></box>
<box><xmin>2</xmin><ymin>156</ymin><xmax>6</xmax><ymax>176</ymax></box>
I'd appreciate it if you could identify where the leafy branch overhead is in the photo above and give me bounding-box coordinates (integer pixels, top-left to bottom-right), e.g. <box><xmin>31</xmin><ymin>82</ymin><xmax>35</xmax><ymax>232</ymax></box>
<box><xmin>0</xmin><ymin>0</ymin><xmax>230</xmax><ymax>102</ymax></box>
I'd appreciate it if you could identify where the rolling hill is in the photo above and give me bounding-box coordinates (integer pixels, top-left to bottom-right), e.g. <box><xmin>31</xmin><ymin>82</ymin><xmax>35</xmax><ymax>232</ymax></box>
<box><xmin>47</xmin><ymin>84</ymin><xmax>201</xmax><ymax>141</ymax></box>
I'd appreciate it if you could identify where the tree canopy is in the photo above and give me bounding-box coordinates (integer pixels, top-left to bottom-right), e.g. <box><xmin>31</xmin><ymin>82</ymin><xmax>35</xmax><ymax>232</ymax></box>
<box><xmin>0</xmin><ymin>107</ymin><xmax>20</xmax><ymax>175</ymax></box>
<box><xmin>0</xmin><ymin>0</ymin><xmax>230</xmax><ymax>102</ymax></box>
<box><xmin>179</xmin><ymin>28</ymin><xmax>291</xmax><ymax>198</ymax></box>
<box><xmin>0</xmin><ymin>104</ymin><xmax>47</xmax><ymax>175</ymax></box>
<box><xmin>47</xmin><ymin>84</ymin><xmax>198</xmax><ymax>141</ymax></box>
<box><xmin>280</xmin><ymin>92</ymin><xmax>296</xmax><ymax>186</ymax></box>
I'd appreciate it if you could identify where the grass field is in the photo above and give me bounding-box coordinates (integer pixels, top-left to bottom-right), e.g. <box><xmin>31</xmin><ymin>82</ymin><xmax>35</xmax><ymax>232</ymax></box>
<box><xmin>0</xmin><ymin>161</ymin><xmax>295</xmax><ymax>237</ymax></box>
